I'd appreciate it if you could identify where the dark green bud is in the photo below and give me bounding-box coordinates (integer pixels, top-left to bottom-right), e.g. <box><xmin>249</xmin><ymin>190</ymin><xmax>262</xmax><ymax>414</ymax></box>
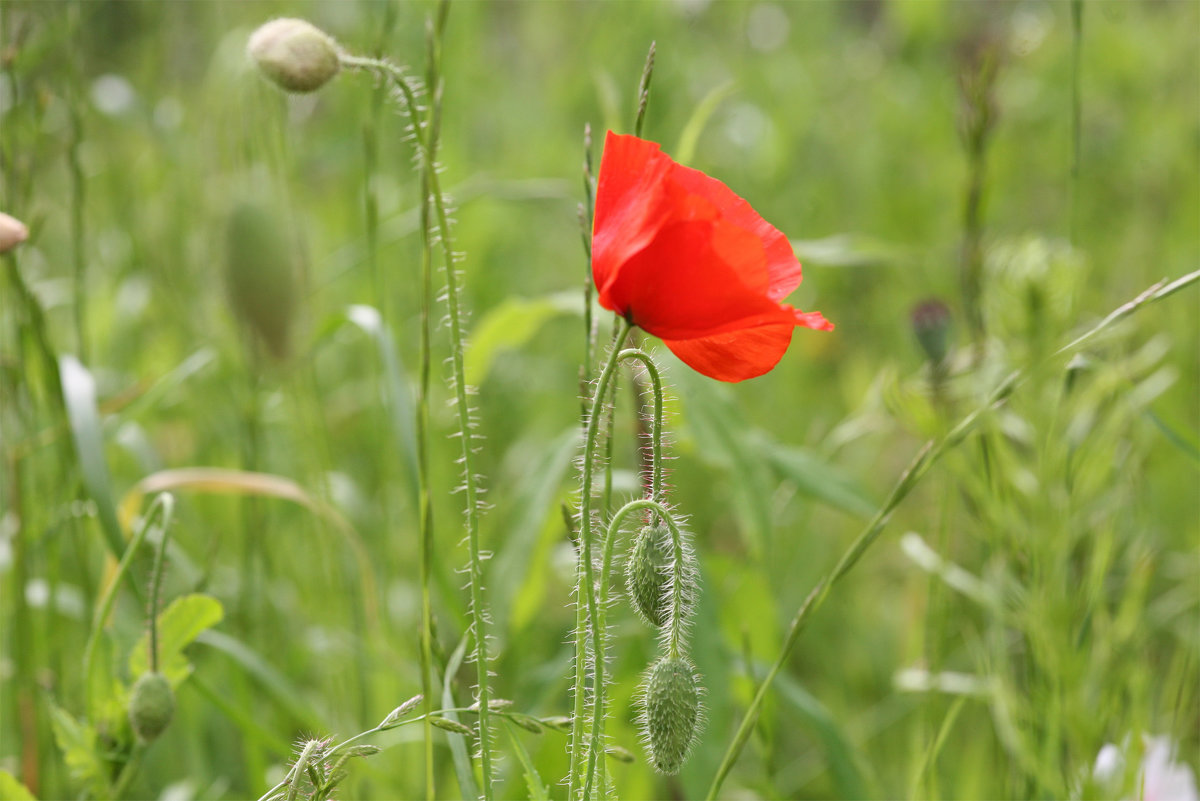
<box><xmin>626</xmin><ymin>524</ymin><xmax>670</xmax><ymax>627</ymax></box>
<box><xmin>641</xmin><ymin>656</ymin><xmax>701</xmax><ymax>775</ymax></box>
<box><xmin>128</xmin><ymin>672</ymin><xmax>174</xmax><ymax>742</ymax></box>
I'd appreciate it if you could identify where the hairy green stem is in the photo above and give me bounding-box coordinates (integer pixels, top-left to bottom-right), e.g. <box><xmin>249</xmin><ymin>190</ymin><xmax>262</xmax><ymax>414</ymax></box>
<box><xmin>618</xmin><ymin>349</ymin><xmax>664</xmax><ymax>505</ymax></box>
<box><xmin>705</xmin><ymin>269</ymin><xmax>1200</xmax><ymax>799</ymax></box>
<box><xmin>568</xmin><ymin>318</ymin><xmax>632</xmax><ymax>799</ymax></box>
<box><xmin>342</xmin><ymin>36</ymin><xmax>496</xmax><ymax>797</ymax></box>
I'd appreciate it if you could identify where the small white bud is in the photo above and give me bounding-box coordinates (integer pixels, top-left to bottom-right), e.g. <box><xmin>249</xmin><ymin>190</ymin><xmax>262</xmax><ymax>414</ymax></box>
<box><xmin>247</xmin><ymin>18</ymin><xmax>341</xmax><ymax>94</ymax></box>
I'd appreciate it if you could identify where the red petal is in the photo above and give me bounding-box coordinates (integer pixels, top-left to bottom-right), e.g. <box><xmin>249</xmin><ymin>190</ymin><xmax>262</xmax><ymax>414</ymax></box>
<box><xmin>665</xmin><ymin>159</ymin><xmax>803</xmax><ymax>302</ymax></box>
<box><xmin>602</xmin><ymin>218</ymin><xmax>792</xmax><ymax>341</ymax></box>
<box><xmin>662</xmin><ymin>322</ymin><xmax>795</xmax><ymax>382</ymax></box>
<box><xmin>592</xmin><ymin>132</ymin><xmax>674</xmax><ymax>311</ymax></box>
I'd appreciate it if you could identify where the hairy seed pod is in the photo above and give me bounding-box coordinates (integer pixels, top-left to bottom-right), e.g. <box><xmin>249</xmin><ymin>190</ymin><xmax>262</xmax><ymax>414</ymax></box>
<box><xmin>128</xmin><ymin>671</ymin><xmax>175</xmax><ymax>742</ymax></box>
<box><xmin>626</xmin><ymin>524</ymin><xmax>670</xmax><ymax>627</ymax></box>
<box><xmin>247</xmin><ymin>18</ymin><xmax>341</xmax><ymax>94</ymax></box>
<box><xmin>642</xmin><ymin>656</ymin><xmax>700</xmax><ymax>775</ymax></box>
<box><xmin>225</xmin><ymin>202</ymin><xmax>297</xmax><ymax>360</ymax></box>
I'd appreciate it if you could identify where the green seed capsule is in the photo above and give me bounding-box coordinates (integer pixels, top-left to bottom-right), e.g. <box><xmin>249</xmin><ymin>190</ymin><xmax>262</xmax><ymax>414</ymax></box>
<box><xmin>626</xmin><ymin>524</ymin><xmax>670</xmax><ymax>627</ymax></box>
<box><xmin>128</xmin><ymin>671</ymin><xmax>174</xmax><ymax>742</ymax></box>
<box><xmin>642</xmin><ymin>656</ymin><xmax>700</xmax><ymax>775</ymax></box>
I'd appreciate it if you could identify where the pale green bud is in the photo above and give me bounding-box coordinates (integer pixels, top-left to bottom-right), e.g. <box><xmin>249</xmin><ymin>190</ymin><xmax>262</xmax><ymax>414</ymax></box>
<box><xmin>247</xmin><ymin>18</ymin><xmax>341</xmax><ymax>93</ymax></box>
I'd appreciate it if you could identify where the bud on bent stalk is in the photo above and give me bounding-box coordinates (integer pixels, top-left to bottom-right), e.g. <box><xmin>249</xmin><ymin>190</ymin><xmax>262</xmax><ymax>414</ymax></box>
<box><xmin>247</xmin><ymin>18</ymin><xmax>341</xmax><ymax>94</ymax></box>
<box><xmin>641</xmin><ymin>656</ymin><xmax>701</xmax><ymax>775</ymax></box>
<box><xmin>626</xmin><ymin>524</ymin><xmax>671</xmax><ymax>628</ymax></box>
<box><xmin>128</xmin><ymin>671</ymin><xmax>175</xmax><ymax>742</ymax></box>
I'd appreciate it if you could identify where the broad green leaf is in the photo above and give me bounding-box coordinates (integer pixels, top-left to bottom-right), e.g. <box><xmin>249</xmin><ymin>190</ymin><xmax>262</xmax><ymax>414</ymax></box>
<box><xmin>59</xmin><ymin>355</ymin><xmax>124</xmax><ymax>560</ymax></box>
<box><xmin>505</xmin><ymin>722</ymin><xmax>550</xmax><ymax>801</ymax></box>
<box><xmin>129</xmin><ymin>593</ymin><xmax>224</xmax><ymax>685</ymax></box>
<box><xmin>50</xmin><ymin>705</ymin><xmax>107</xmax><ymax>799</ymax></box>
<box><xmin>464</xmin><ymin>292</ymin><xmax>580</xmax><ymax>387</ymax></box>
<box><xmin>0</xmin><ymin>769</ymin><xmax>37</xmax><ymax>801</ymax></box>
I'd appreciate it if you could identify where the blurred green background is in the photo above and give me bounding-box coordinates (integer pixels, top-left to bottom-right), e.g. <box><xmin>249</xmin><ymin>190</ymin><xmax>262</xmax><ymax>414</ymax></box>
<box><xmin>2</xmin><ymin>1</ymin><xmax>1197</xmax><ymax>799</ymax></box>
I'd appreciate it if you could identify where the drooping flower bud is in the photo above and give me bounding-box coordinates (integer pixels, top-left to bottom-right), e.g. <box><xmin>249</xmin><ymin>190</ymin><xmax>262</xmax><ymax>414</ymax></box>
<box><xmin>640</xmin><ymin>656</ymin><xmax>701</xmax><ymax>775</ymax></box>
<box><xmin>0</xmin><ymin>212</ymin><xmax>29</xmax><ymax>253</ymax></box>
<box><xmin>128</xmin><ymin>671</ymin><xmax>175</xmax><ymax>742</ymax></box>
<box><xmin>625</xmin><ymin>524</ymin><xmax>670</xmax><ymax>627</ymax></box>
<box><xmin>225</xmin><ymin>202</ymin><xmax>297</xmax><ymax>360</ymax></box>
<box><xmin>247</xmin><ymin>18</ymin><xmax>341</xmax><ymax>94</ymax></box>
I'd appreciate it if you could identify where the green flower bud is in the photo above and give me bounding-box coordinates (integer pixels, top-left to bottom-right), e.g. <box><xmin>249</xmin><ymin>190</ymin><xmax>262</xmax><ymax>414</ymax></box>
<box><xmin>128</xmin><ymin>671</ymin><xmax>174</xmax><ymax>742</ymax></box>
<box><xmin>247</xmin><ymin>18</ymin><xmax>341</xmax><ymax>94</ymax></box>
<box><xmin>626</xmin><ymin>524</ymin><xmax>670</xmax><ymax>627</ymax></box>
<box><xmin>641</xmin><ymin>656</ymin><xmax>701</xmax><ymax>775</ymax></box>
<box><xmin>225</xmin><ymin>202</ymin><xmax>297</xmax><ymax>360</ymax></box>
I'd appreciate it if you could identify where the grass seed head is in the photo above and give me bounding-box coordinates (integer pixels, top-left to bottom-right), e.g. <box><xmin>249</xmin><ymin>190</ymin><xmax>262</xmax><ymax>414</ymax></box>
<box><xmin>247</xmin><ymin>18</ymin><xmax>341</xmax><ymax>94</ymax></box>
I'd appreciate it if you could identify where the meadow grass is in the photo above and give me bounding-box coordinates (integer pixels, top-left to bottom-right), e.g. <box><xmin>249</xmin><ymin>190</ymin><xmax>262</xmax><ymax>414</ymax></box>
<box><xmin>1</xmin><ymin>2</ymin><xmax>1197</xmax><ymax>800</ymax></box>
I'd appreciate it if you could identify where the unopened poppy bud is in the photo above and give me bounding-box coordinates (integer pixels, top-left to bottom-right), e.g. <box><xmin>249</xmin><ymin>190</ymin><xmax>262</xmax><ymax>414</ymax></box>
<box><xmin>641</xmin><ymin>656</ymin><xmax>701</xmax><ymax>775</ymax></box>
<box><xmin>128</xmin><ymin>671</ymin><xmax>174</xmax><ymax>742</ymax></box>
<box><xmin>911</xmin><ymin>299</ymin><xmax>952</xmax><ymax>366</ymax></box>
<box><xmin>626</xmin><ymin>524</ymin><xmax>670</xmax><ymax>628</ymax></box>
<box><xmin>0</xmin><ymin>212</ymin><xmax>29</xmax><ymax>253</ymax></box>
<box><xmin>247</xmin><ymin>18</ymin><xmax>341</xmax><ymax>94</ymax></box>
<box><xmin>225</xmin><ymin>202</ymin><xmax>297</xmax><ymax>360</ymax></box>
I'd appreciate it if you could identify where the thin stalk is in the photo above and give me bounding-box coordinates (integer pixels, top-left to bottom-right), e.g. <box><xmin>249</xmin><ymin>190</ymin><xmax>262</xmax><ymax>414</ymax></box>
<box><xmin>415</xmin><ymin>94</ymin><xmax>439</xmax><ymax>801</ymax></box>
<box><xmin>146</xmin><ymin>496</ymin><xmax>173</xmax><ymax>674</ymax></box>
<box><xmin>568</xmin><ymin>318</ymin><xmax>632</xmax><ymax>799</ymax></box>
<box><xmin>578</xmin><ymin>124</ymin><xmax>597</xmax><ymax>419</ymax></box>
<box><xmin>704</xmin><ymin>269</ymin><xmax>1200</xmax><ymax>800</ymax></box>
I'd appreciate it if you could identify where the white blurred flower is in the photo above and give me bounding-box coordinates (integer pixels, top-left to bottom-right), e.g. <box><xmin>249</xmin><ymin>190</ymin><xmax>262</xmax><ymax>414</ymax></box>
<box><xmin>1092</xmin><ymin>735</ymin><xmax>1199</xmax><ymax>801</ymax></box>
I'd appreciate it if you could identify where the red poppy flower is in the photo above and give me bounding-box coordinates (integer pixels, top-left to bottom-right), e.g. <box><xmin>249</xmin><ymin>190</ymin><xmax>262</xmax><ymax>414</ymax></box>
<box><xmin>592</xmin><ymin>131</ymin><xmax>832</xmax><ymax>382</ymax></box>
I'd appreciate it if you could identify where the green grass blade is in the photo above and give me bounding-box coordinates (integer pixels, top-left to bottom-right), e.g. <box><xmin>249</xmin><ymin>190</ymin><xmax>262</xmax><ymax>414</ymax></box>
<box><xmin>59</xmin><ymin>355</ymin><xmax>124</xmax><ymax>559</ymax></box>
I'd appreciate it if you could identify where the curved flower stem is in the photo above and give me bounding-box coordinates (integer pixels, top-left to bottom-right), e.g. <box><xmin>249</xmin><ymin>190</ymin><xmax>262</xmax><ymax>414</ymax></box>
<box><xmin>341</xmin><ymin>47</ymin><xmax>496</xmax><ymax>799</ymax></box>
<box><xmin>704</xmin><ymin>269</ymin><xmax>1200</xmax><ymax>800</ymax></box>
<box><xmin>582</xmin><ymin>497</ymin><xmax>686</xmax><ymax>800</ymax></box>
<box><xmin>568</xmin><ymin>317</ymin><xmax>632</xmax><ymax>799</ymax></box>
<box><xmin>617</xmin><ymin>348</ymin><xmax>664</xmax><ymax>506</ymax></box>
<box><xmin>83</xmin><ymin>493</ymin><xmax>174</xmax><ymax>716</ymax></box>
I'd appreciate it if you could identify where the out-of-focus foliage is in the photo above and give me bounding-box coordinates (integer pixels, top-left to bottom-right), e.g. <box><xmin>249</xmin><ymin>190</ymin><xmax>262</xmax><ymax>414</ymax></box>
<box><xmin>1</xmin><ymin>1</ymin><xmax>1196</xmax><ymax>799</ymax></box>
